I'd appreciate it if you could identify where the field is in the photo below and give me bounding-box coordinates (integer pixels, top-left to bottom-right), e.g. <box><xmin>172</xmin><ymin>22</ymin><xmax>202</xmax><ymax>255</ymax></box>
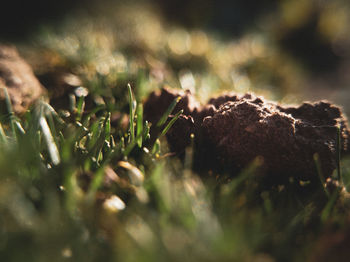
<box><xmin>1</xmin><ymin>1</ymin><xmax>350</xmax><ymax>261</ymax></box>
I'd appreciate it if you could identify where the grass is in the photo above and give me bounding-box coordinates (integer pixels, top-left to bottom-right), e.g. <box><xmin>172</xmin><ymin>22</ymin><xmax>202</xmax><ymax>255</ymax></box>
<box><xmin>1</xmin><ymin>3</ymin><xmax>350</xmax><ymax>262</ymax></box>
<box><xmin>0</xmin><ymin>77</ymin><xmax>349</xmax><ymax>262</ymax></box>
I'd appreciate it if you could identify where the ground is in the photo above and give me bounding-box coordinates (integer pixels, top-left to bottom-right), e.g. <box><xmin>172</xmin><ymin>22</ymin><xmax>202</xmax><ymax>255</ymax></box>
<box><xmin>1</xmin><ymin>1</ymin><xmax>350</xmax><ymax>261</ymax></box>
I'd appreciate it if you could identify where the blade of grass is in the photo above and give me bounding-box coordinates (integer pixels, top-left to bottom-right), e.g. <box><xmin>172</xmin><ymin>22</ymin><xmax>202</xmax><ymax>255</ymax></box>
<box><xmin>76</xmin><ymin>96</ymin><xmax>85</xmax><ymax>122</ymax></box>
<box><xmin>143</xmin><ymin>120</ymin><xmax>150</xmax><ymax>142</ymax></box>
<box><xmin>63</xmin><ymin>168</ymin><xmax>78</xmax><ymax>216</ymax></box>
<box><xmin>102</xmin><ymin>140</ymin><xmax>113</xmax><ymax>163</ymax></box>
<box><xmin>104</xmin><ymin>112</ymin><xmax>111</xmax><ymax>140</ymax></box>
<box><xmin>314</xmin><ymin>153</ymin><xmax>329</xmax><ymax>197</ymax></box>
<box><xmin>136</xmin><ymin>103</ymin><xmax>143</xmax><ymax>148</ymax></box>
<box><xmin>321</xmin><ymin>190</ymin><xmax>340</xmax><ymax>223</ymax></box>
<box><xmin>69</xmin><ymin>93</ymin><xmax>76</xmax><ymax>113</ymax></box>
<box><xmin>0</xmin><ymin>123</ymin><xmax>7</xmax><ymax>144</ymax></box>
<box><xmin>87</xmin><ymin>118</ymin><xmax>104</xmax><ymax>151</ymax></box>
<box><xmin>156</xmin><ymin>96</ymin><xmax>181</xmax><ymax>127</ymax></box>
<box><xmin>82</xmin><ymin>105</ymin><xmax>105</xmax><ymax>126</ymax></box>
<box><xmin>123</xmin><ymin>136</ymin><xmax>138</xmax><ymax>157</ymax></box>
<box><xmin>41</xmin><ymin>103</ymin><xmax>59</xmax><ymax>144</ymax></box>
<box><xmin>122</xmin><ymin>130</ymin><xmax>145</xmax><ymax>157</ymax></box>
<box><xmin>160</xmin><ymin>109</ymin><xmax>183</xmax><ymax>137</ymax></box>
<box><xmin>2</xmin><ymin>87</ymin><xmax>16</xmax><ymax>140</ymax></box>
<box><xmin>110</xmin><ymin>134</ymin><xmax>115</xmax><ymax>148</ymax></box>
<box><xmin>74</xmin><ymin>122</ymin><xmax>90</xmax><ymax>142</ymax></box>
<box><xmin>14</xmin><ymin>121</ymin><xmax>25</xmax><ymax>135</ymax></box>
<box><xmin>336</xmin><ymin>125</ymin><xmax>342</xmax><ymax>183</ymax></box>
<box><xmin>90</xmin><ymin>117</ymin><xmax>109</xmax><ymax>162</ymax></box>
<box><xmin>184</xmin><ymin>133</ymin><xmax>195</xmax><ymax>170</ymax></box>
<box><xmin>42</xmin><ymin>101</ymin><xmax>65</xmax><ymax>126</ymax></box>
<box><xmin>128</xmin><ymin>83</ymin><xmax>135</xmax><ymax>142</ymax></box>
<box><xmin>151</xmin><ymin>139</ymin><xmax>160</xmax><ymax>155</ymax></box>
<box><xmin>88</xmin><ymin>166</ymin><xmax>106</xmax><ymax>197</ymax></box>
<box><xmin>39</xmin><ymin>116</ymin><xmax>60</xmax><ymax>165</ymax></box>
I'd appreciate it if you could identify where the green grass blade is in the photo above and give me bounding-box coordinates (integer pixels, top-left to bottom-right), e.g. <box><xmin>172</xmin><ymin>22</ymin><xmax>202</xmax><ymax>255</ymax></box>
<box><xmin>76</xmin><ymin>96</ymin><xmax>85</xmax><ymax>122</ymax></box>
<box><xmin>128</xmin><ymin>83</ymin><xmax>135</xmax><ymax>142</ymax></box>
<box><xmin>104</xmin><ymin>112</ymin><xmax>111</xmax><ymax>140</ymax></box>
<box><xmin>39</xmin><ymin>116</ymin><xmax>60</xmax><ymax>165</ymax></box>
<box><xmin>151</xmin><ymin>138</ymin><xmax>160</xmax><ymax>155</ymax></box>
<box><xmin>321</xmin><ymin>190</ymin><xmax>339</xmax><ymax>222</ymax></box>
<box><xmin>63</xmin><ymin>168</ymin><xmax>78</xmax><ymax>216</ymax></box>
<box><xmin>14</xmin><ymin>121</ymin><xmax>25</xmax><ymax>135</ymax></box>
<box><xmin>123</xmin><ymin>137</ymin><xmax>138</xmax><ymax>157</ymax></box>
<box><xmin>41</xmin><ymin>103</ymin><xmax>61</xmax><ymax>143</ymax></box>
<box><xmin>160</xmin><ymin>109</ymin><xmax>183</xmax><ymax>137</ymax></box>
<box><xmin>0</xmin><ymin>123</ymin><xmax>8</xmax><ymax>145</ymax></box>
<box><xmin>42</xmin><ymin>101</ymin><xmax>65</xmax><ymax>126</ymax></box>
<box><xmin>110</xmin><ymin>134</ymin><xmax>115</xmax><ymax>148</ymax></box>
<box><xmin>2</xmin><ymin>87</ymin><xmax>16</xmax><ymax>140</ymax></box>
<box><xmin>83</xmin><ymin>105</ymin><xmax>105</xmax><ymax>126</ymax></box>
<box><xmin>87</xmin><ymin>118</ymin><xmax>104</xmax><ymax>151</ymax></box>
<box><xmin>69</xmin><ymin>93</ymin><xmax>76</xmax><ymax>113</ymax></box>
<box><xmin>136</xmin><ymin>103</ymin><xmax>143</xmax><ymax>148</ymax></box>
<box><xmin>90</xmin><ymin>117</ymin><xmax>108</xmax><ymax>161</ymax></box>
<box><xmin>314</xmin><ymin>153</ymin><xmax>329</xmax><ymax>197</ymax></box>
<box><xmin>156</xmin><ymin>96</ymin><xmax>181</xmax><ymax>127</ymax></box>
<box><xmin>88</xmin><ymin>166</ymin><xmax>106</xmax><ymax>197</ymax></box>
<box><xmin>336</xmin><ymin>125</ymin><xmax>342</xmax><ymax>183</ymax></box>
<box><xmin>143</xmin><ymin>120</ymin><xmax>150</xmax><ymax>142</ymax></box>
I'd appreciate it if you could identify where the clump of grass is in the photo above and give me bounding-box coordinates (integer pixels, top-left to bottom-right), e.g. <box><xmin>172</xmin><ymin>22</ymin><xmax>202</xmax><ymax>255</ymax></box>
<box><xmin>0</xmin><ymin>75</ymin><xmax>349</xmax><ymax>262</ymax></box>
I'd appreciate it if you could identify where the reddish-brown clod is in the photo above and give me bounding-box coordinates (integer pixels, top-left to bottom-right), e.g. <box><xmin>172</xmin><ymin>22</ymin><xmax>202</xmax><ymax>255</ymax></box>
<box><xmin>144</xmin><ymin>87</ymin><xmax>350</xmax><ymax>181</ymax></box>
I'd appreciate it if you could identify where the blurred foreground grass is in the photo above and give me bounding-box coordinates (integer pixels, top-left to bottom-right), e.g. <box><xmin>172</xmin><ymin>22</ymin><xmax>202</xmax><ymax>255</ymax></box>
<box><xmin>2</xmin><ymin>1</ymin><xmax>350</xmax><ymax>261</ymax></box>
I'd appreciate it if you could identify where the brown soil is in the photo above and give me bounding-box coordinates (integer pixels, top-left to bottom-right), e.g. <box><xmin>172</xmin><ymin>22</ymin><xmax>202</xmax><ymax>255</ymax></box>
<box><xmin>143</xmin><ymin>87</ymin><xmax>200</xmax><ymax>125</ymax></box>
<box><xmin>0</xmin><ymin>44</ymin><xmax>45</xmax><ymax>113</ymax></box>
<box><xmin>144</xmin><ymin>87</ymin><xmax>350</xmax><ymax>182</ymax></box>
<box><xmin>309</xmin><ymin>226</ymin><xmax>350</xmax><ymax>262</ymax></box>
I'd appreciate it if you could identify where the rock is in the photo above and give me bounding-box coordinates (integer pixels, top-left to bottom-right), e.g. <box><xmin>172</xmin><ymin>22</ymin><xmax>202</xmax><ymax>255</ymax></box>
<box><xmin>0</xmin><ymin>44</ymin><xmax>44</xmax><ymax>114</ymax></box>
<box><xmin>143</xmin><ymin>87</ymin><xmax>350</xmax><ymax>181</ymax></box>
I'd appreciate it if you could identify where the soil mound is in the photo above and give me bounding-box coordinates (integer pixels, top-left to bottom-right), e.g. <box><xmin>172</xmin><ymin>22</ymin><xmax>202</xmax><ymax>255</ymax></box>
<box><xmin>143</xmin><ymin>87</ymin><xmax>200</xmax><ymax>125</ymax></box>
<box><xmin>0</xmin><ymin>45</ymin><xmax>44</xmax><ymax>113</ymax></box>
<box><xmin>144</xmin><ymin>87</ymin><xmax>350</xmax><ymax>181</ymax></box>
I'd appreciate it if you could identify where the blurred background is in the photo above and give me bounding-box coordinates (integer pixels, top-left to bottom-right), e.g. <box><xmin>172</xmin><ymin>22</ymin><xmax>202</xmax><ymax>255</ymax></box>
<box><xmin>1</xmin><ymin>0</ymin><xmax>350</xmax><ymax>112</ymax></box>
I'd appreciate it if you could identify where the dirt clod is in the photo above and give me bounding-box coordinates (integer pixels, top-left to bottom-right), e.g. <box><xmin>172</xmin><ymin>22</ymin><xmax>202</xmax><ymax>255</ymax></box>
<box><xmin>200</xmin><ymin>95</ymin><xmax>348</xmax><ymax>181</ymax></box>
<box><xmin>0</xmin><ymin>44</ymin><xmax>45</xmax><ymax>114</ymax></box>
<box><xmin>143</xmin><ymin>87</ymin><xmax>200</xmax><ymax>125</ymax></box>
<box><xmin>144</xmin><ymin>87</ymin><xmax>350</xmax><ymax>181</ymax></box>
<box><xmin>309</xmin><ymin>227</ymin><xmax>350</xmax><ymax>262</ymax></box>
<box><xmin>165</xmin><ymin>114</ymin><xmax>195</xmax><ymax>156</ymax></box>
